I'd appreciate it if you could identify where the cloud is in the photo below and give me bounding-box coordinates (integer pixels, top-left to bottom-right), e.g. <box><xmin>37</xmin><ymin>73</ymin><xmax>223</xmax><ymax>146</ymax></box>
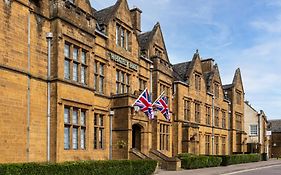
<box><xmin>251</xmin><ymin>15</ymin><xmax>281</xmax><ymax>33</ymax></box>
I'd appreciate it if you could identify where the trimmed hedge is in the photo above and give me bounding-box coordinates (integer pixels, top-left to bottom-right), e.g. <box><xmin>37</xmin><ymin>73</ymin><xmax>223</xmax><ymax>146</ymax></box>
<box><xmin>219</xmin><ymin>154</ymin><xmax>261</xmax><ymax>166</ymax></box>
<box><xmin>0</xmin><ymin>160</ymin><xmax>157</xmax><ymax>175</ymax></box>
<box><xmin>179</xmin><ymin>154</ymin><xmax>222</xmax><ymax>169</ymax></box>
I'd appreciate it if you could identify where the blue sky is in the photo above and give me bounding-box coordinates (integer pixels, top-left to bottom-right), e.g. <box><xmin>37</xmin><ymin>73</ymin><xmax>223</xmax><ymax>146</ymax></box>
<box><xmin>91</xmin><ymin>0</ymin><xmax>281</xmax><ymax>120</ymax></box>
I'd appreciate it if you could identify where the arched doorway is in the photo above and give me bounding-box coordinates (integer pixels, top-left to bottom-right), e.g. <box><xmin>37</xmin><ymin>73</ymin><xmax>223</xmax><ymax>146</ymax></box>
<box><xmin>132</xmin><ymin>124</ymin><xmax>142</xmax><ymax>151</ymax></box>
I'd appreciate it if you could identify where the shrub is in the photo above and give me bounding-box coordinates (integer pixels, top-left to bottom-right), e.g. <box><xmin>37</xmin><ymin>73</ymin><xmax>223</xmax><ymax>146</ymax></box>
<box><xmin>0</xmin><ymin>160</ymin><xmax>157</xmax><ymax>175</ymax></box>
<box><xmin>220</xmin><ymin>154</ymin><xmax>261</xmax><ymax>166</ymax></box>
<box><xmin>179</xmin><ymin>155</ymin><xmax>222</xmax><ymax>169</ymax></box>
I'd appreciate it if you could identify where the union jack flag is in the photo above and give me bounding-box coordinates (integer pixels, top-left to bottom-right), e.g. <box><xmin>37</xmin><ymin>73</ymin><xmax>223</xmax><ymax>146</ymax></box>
<box><xmin>132</xmin><ymin>88</ymin><xmax>154</xmax><ymax>119</ymax></box>
<box><xmin>153</xmin><ymin>93</ymin><xmax>170</xmax><ymax>121</ymax></box>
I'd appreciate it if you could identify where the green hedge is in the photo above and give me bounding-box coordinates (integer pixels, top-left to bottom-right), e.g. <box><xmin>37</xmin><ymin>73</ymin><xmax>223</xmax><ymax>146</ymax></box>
<box><xmin>220</xmin><ymin>154</ymin><xmax>261</xmax><ymax>166</ymax></box>
<box><xmin>0</xmin><ymin>160</ymin><xmax>157</xmax><ymax>175</ymax></box>
<box><xmin>179</xmin><ymin>154</ymin><xmax>222</xmax><ymax>169</ymax></box>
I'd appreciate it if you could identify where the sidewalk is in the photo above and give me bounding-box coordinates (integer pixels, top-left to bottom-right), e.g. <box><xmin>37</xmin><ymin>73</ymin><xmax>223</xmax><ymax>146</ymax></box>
<box><xmin>156</xmin><ymin>159</ymin><xmax>281</xmax><ymax>175</ymax></box>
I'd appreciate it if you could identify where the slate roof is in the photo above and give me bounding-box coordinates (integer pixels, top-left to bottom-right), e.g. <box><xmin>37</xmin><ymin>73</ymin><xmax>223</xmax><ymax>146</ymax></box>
<box><xmin>223</xmin><ymin>84</ymin><xmax>233</xmax><ymax>90</ymax></box>
<box><xmin>269</xmin><ymin>120</ymin><xmax>281</xmax><ymax>132</ymax></box>
<box><xmin>138</xmin><ymin>31</ymin><xmax>153</xmax><ymax>50</ymax></box>
<box><xmin>172</xmin><ymin>61</ymin><xmax>191</xmax><ymax>82</ymax></box>
<box><xmin>94</xmin><ymin>5</ymin><xmax>116</xmax><ymax>25</ymax></box>
<box><xmin>204</xmin><ymin>71</ymin><xmax>213</xmax><ymax>91</ymax></box>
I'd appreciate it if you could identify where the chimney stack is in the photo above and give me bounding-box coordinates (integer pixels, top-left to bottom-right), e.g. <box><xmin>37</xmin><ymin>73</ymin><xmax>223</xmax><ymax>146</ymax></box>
<box><xmin>130</xmin><ymin>7</ymin><xmax>142</xmax><ymax>34</ymax></box>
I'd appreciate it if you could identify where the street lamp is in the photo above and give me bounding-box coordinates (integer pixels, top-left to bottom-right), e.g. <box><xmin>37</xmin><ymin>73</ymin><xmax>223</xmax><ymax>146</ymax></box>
<box><xmin>109</xmin><ymin>109</ymin><xmax>115</xmax><ymax>160</ymax></box>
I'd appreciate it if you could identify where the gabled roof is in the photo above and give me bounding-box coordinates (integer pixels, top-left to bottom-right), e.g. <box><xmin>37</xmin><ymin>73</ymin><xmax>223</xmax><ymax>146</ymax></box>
<box><xmin>138</xmin><ymin>31</ymin><xmax>153</xmax><ymax>50</ymax></box>
<box><xmin>172</xmin><ymin>61</ymin><xmax>191</xmax><ymax>82</ymax></box>
<box><xmin>269</xmin><ymin>120</ymin><xmax>281</xmax><ymax>132</ymax></box>
<box><xmin>172</xmin><ymin>50</ymin><xmax>201</xmax><ymax>83</ymax></box>
<box><xmin>94</xmin><ymin>4</ymin><xmax>117</xmax><ymax>25</ymax></box>
<box><xmin>138</xmin><ymin>22</ymin><xmax>171</xmax><ymax>63</ymax></box>
<box><xmin>232</xmin><ymin>68</ymin><xmax>244</xmax><ymax>92</ymax></box>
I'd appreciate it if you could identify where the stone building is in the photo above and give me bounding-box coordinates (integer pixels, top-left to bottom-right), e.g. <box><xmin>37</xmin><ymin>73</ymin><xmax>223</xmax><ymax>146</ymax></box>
<box><xmin>268</xmin><ymin>120</ymin><xmax>281</xmax><ymax>158</ymax></box>
<box><xmin>223</xmin><ymin>69</ymin><xmax>246</xmax><ymax>153</ymax></box>
<box><xmin>244</xmin><ymin>102</ymin><xmax>269</xmax><ymax>154</ymax></box>
<box><xmin>0</xmin><ymin>0</ymin><xmax>246</xmax><ymax>164</ymax></box>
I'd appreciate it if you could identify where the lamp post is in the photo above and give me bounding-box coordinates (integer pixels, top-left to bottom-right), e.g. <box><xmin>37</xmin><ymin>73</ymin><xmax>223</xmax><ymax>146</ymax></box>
<box><xmin>109</xmin><ymin>109</ymin><xmax>115</xmax><ymax>160</ymax></box>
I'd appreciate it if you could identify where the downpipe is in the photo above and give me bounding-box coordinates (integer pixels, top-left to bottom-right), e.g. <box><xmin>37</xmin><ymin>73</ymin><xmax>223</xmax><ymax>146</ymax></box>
<box><xmin>46</xmin><ymin>32</ymin><xmax>53</xmax><ymax>162</ymax></box>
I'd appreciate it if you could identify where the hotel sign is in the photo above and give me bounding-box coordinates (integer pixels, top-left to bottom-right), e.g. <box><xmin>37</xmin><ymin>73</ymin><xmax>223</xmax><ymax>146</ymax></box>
<box><xmin>108</xmin><ymin>52</ymin><xmax>138</xmax><ymax>71</ymax></box>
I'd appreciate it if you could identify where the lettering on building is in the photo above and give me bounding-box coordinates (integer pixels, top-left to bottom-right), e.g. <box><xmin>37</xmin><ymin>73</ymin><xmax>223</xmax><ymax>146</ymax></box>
<box><xmin>108</xmin><ymin>52</ymin><xmax>138</xmax><ymax>71</ymax></box>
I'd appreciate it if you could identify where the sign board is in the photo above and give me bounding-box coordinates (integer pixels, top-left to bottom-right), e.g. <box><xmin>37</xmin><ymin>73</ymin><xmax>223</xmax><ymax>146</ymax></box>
<box><xmin>108</xmin><ymin>52</ymin><xmax>138</xmax><ymax>71</ymax></box>
<box><xmin>266</xmin><ymin>131</ymin><xmax>272</xmax><ymax>136</ymax></box>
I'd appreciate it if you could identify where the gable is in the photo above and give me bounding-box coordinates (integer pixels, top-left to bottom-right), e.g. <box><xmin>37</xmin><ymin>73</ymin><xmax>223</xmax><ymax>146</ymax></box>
<box><xmin>186</xmin><ymin>52</ymin><xmax>207</xmax><ymax>92</ymax></box>
<box><xmin>233</xmin><ymin>68</ymin><xmax>244</xmax><ymax>93</ymax></box>
<box><xmin>76</xmin><ymin>0</ymin><xmax>93</xmax><ymax>14</ymax></box>
<box><xmin>150</xmin><ymin>24</ymin><xmax>170</xmax><ymax>63</ymax></box>
<box><xmin>114</xmin><ymin>0</ymin><xmax>133</xmax><ymax>28</ymax></box>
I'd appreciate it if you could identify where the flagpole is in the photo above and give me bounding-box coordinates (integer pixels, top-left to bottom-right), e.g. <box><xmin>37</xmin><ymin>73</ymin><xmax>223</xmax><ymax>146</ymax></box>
<box><xmin>132</xmin><ymin>88</ymin><xmax>147</xmax><ymax>107</ymax></box>
<box><xmin>150</xmin><ymin>65</ymin><xmax>154</xmax><ymax>101</ymax></box>
<box><xmin>152</xmin><ymin>91</ymin><xmax>165</xmax><ymax>106</ymax></box>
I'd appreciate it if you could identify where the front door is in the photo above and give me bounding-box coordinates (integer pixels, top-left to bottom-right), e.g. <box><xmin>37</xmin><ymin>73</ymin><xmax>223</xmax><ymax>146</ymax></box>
<box><xmin>132</xmin><ymin>124</ymin><xmax>142</xmax><ymax>151</ymax></box>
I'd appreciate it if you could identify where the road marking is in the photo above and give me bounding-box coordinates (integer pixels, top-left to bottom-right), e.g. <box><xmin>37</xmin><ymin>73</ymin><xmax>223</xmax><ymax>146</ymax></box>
<box><xmin>221</xmin><ymin>164</ymin><xmax>281</xmax><ymax>175</ymax></box>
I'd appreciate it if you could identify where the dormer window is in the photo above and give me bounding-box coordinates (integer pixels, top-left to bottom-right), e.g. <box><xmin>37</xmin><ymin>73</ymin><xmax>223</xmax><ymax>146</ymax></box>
<box><xmin>214</xmin><ymin>83</ymin><xmax>219</xmax><ymax>98</ymax></box>
<box><xmin>195</xmin><ymin>74</ymin><xmax>201</xmax><ymax>91</ymax></box>
<box><xmin>116</xmin><ymin>23</ymin><xmax>131</xmax><ymax>51</ymax></box>
<box><xmin>155</xmin><ymin>48</ymin><xmax>162</xmax><ymax>58</ymax></box>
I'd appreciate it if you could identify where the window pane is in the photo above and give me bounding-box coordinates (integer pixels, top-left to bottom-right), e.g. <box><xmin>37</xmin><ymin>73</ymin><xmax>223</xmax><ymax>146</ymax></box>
<box><xmin>94</xmin><ymin>62</ymin><xmax>98</xmax><ymax>74</ymax></box>
<box><xmin>64</xmin><ymin>107</ymin><xmax>70</xmax><ymax>123</ymax></box>
<box><xmin>64</xmin><ymin>43</ymin><xmax>70</xmax><ymax>58</ymax></box>
<box><xmin>81</xmin><ymin>51</ymin><xmax>86</xmax><ymax>64</ymax></box>
<box><xmin>94</xmin><ymin>114</ymin><xmax>98</xmax><ymax>125</ymax></box>
<box><xmin>100</xmin><ymin>64</ymin><xmax>104</xmax><ymax>75</ymax></box>
<box><xmin>99</xmin><ymin>77</ymin><xmax>104</xmax><ymax>93</ymax></box>
<box><xmin>121</xmin><ymin>28</ymin><xmax>124</xmax><ymax>48</ymax></box>
<box><xmin>73</xmin><ymin>63</ymin><xmax>78</xmax><ymax>81</ymax></box>
<box><xmin>73</xmin><ymin>47</ymin><xmax>78</xmax><ymax>61</ymax></box>
<box><xmin>73</xmin><ymin>109</ymin><xmax>78</xmax><ymax>124</ymax></box>
<box><xmin>116</xmin><ymin>83</ymin><xmax>119</xmax><ymax>94</ymax></box>
<box><xmin>99</xmin><ymin>128</ymin><xmax>103</xmax><ymax>149</ymax></box>
<box><xmin>125</xmin><ymin>31</ymin><xmax>129</xmax><ymax>50</ymax></box>
<box><xmin>81</xmin><ymin>111</ymin><xmax>85</xmax><ymax>126</ymax></box>
<box><xmin>116</xmin><ymin>71</ymin><xmax>120</xmax><ymax>81</ymax></box>
<box><xmin>126</xmin><ymin>74</ymin><xmax>129</xmax><ymax>84</ymax></box>
<box><xmin>73</xmin><ymin>127</ymin><xmax>78</xmax><ymax>150</ymax></box>
<box><xmin>94</xmin><ymin>75</ymin><xmax>98</xmax><ymax>90</ymax></box>
<box><xmin>121</xmin><ymin>72</ymin><xmax>124</xmax><ymax>83</ymax></box>
<box><xmin>81</xmin><ymin>66</ymin><xmax>86</xmax><ymax>84</ymax></box>
<box><xmin>116</xmin><ymin>24</ymin><xmax>119</xmax><ymax>46</ymax></box>
<box><xmin>94</xmin><ymin>127</ymin><xmax>97</xmax><ymax>149</ymax></box>
<box><xmin>121</xmin><ymin>84</ymin><xmax>124</xmax><ymax>93</ymax></box>
<box><xmin>81</xmin><ymin>128</ymin><xmax>86</xmax><ymax>149</ymax></box>
<box><xmin>64</xmin><ymin>60</ymin><xmax>70</xmax><ymax>79</ymax></box>
<box><xmin>99</xmin><ymin>115</ymin><xmax>103</xmax><ymax>126</ymax></box>
<box><xmin>64</xmin><ymin>126</ymin><xmax>70</xmax><ymax>149</ymax></box>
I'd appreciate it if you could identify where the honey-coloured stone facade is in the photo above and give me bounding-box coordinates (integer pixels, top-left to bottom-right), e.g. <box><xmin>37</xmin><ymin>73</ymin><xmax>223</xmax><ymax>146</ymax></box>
<box><xmin>0</xmin><ymin>0</ymin><xmax>246</xmax><ymax>164</ymax></box>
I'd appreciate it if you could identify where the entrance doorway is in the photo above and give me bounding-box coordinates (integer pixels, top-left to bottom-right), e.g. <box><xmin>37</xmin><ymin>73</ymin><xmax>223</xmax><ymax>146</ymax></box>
<box><xmin>132</xmin><ymin>124</ymin><xmax>142</xmax><ymax>151</ymax></box>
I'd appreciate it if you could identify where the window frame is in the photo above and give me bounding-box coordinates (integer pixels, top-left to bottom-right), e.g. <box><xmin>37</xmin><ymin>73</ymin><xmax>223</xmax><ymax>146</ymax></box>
<box><xmin>93</xmin><ymin>113</ymin><xmax>105</xmax><ymax>150</ymax></box>
<box><xmin>64</xmin><ymin>106</ymin><xmax>87</xmax><ymax>150</ymax></box>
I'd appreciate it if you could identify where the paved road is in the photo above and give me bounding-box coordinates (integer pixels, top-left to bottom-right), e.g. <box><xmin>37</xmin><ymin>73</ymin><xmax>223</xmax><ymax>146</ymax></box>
<box><xmin>156</xmin><ymin>159</ymin><xmax>281</xmax><ymax>175</ymax></box>
<box><xmin>221</xmin><ymin>164</ymin><xmax>281</xmax><ymax>175</ymax></box>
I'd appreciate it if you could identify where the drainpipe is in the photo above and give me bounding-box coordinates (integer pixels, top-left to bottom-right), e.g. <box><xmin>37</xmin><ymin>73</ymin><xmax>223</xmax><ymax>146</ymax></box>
<box><xmin>228</xmin><ymin>101</ymin><xmax>232</xmax><ymax>155</ymax></box>
<box><xmin>211</xmin><ymin>94</ymin><xmax>215</xmax><ymax>155</ymax></box>
<box><xmin>26</xmin><ymin>2</ymin><xmax>31</xmax><ymax>162</ymax></box>
<box><xmin>258</xmin><ymin>113</ymin><xmax>261</xmax><ymax>152</ymax></box>
<box><xmin>150</xmin><ymin>64</ymin><xmax>154</xmax><ymax>101</ymax></box>
<box><xmin>46</xmin><ymin>32</ymin><xmax>53</xmax><ymax>162</ymax></box>
<box><xmin>109</xmin><ymin>109</ymin><xmax>115</xmax><ymax>160</ymax></box>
